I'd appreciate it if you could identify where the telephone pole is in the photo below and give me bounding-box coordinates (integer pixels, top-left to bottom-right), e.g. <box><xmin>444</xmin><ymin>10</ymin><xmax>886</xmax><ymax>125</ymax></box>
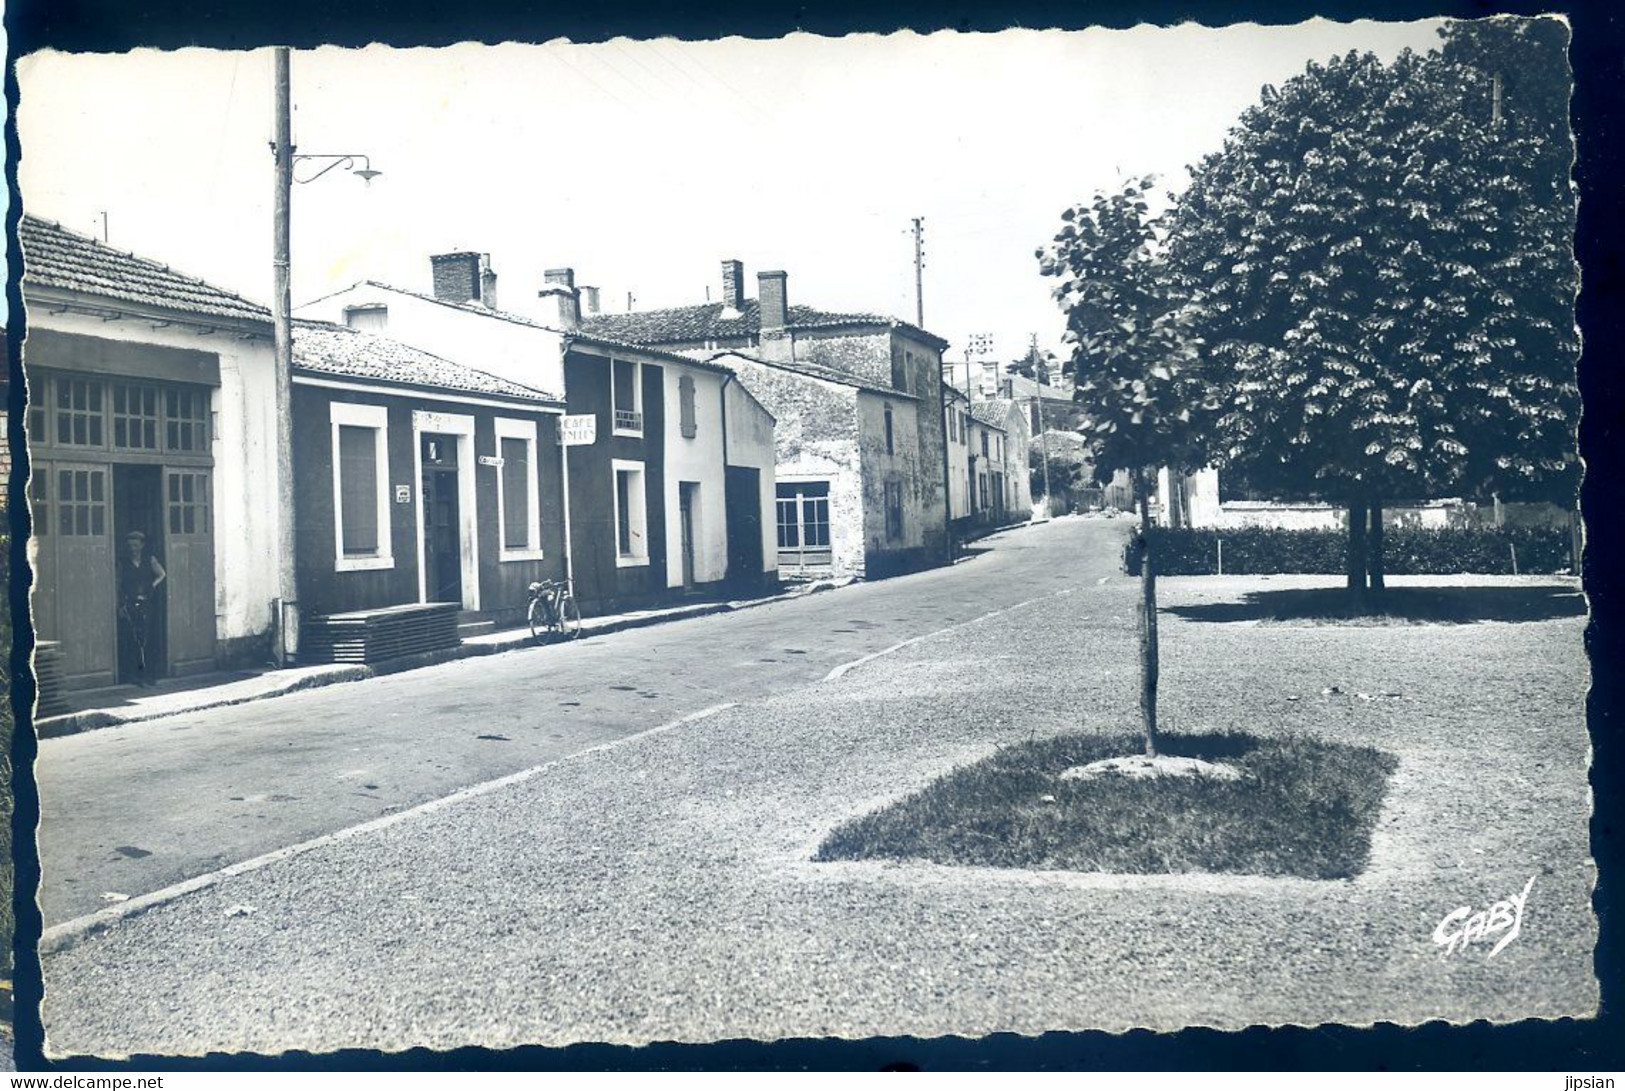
<box><xmin>271</xmin><ymin>46</ymin><xmax>300</xmax><ymax>664</ymax></box>
<box><xmin>1030</xmin><ymin>333</ymin><xmax>1052</xmax><ymax>515</ymax></box>
<box><xmin>912</xmin><ymin>216</ymin><xmax>925</xmax><ymax>327</ymax></box>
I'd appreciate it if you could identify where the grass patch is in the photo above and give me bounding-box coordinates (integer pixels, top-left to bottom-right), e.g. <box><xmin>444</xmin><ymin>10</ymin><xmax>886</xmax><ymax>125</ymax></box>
<box><xmin>1165</xmin><ymin>584</ymin><xmax>1584</xmax><ymax>626</ymax></box>
<box><xmin>815</xmin><ymin>732</ymin><xmax>1398</xmax><ymax>880</ymax></box>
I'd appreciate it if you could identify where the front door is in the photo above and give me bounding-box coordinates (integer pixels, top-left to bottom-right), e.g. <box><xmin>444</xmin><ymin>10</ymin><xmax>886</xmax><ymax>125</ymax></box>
<box><xmin>420</xmin><ymin>434</ymin><xmax>462</xmax><ymax>604</ymax></box>
<box><xmin>162</xmin><ymin>468</ymin><xmax>217</xmax><ymax>676</ymax></box>
<box><xmin>774</xmin><ymin>480</ymin><xmax>833</xmax><ymax>573</ymax></box>
<box><xmin>38</xmin><ymin>461</ymin><xmax>118</xmax><ymax>687</ymax></box>
<box><xmin>679</xmin><ymin>482</ymin><xmax>698</xmax><ymax>591</ymax></box>
<box><xmin>113</xmin><ymin>463</ymin><xmax>165</xmax><ymax>684</ymax></box>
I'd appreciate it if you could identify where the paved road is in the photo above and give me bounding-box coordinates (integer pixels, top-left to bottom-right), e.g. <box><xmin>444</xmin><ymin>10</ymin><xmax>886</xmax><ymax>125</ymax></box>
<box><xmin>38</xmin><ymin>516</ymin><xmax>1118</xmax><ymax>925</ymax></box>
<box><xmin>37</xmin><ymin>521</ymin><xmax>1597</xmax><ymax>1058</ymax></box>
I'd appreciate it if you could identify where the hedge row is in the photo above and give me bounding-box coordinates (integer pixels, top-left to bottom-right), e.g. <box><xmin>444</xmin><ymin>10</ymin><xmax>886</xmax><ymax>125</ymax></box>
<box><xmin>1124</xmin><ymin>525</ymin><xmax>1575</xmax><ymax>576</ymax></box>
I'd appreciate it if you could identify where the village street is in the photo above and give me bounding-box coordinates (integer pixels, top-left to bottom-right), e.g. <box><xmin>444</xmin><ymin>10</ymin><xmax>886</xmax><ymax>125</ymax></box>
<box><xmin>37</xmin><ymin>514</ymin><xmax>1595</xmax><ymax>1058</ymax></box>
<box><xmin>36</xmin><ymin>516</ymin><xmax>1121</xmax><ymax>928</ymax></box>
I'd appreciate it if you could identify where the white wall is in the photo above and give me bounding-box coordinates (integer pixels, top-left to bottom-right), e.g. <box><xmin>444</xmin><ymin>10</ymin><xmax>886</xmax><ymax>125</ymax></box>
<box><xmin>945</xmin><ymin>402</ymin><xmax>970</xmax><ymax>520</ymax></box>
<box><xmin>661</xmin><ymin>362</ymin><xmax>729</xmax><ymax>587</ymax></box>
<box><xmin>296</xmin><ymin>284</ymin><xmax>567</xmax><ymax>397</ymax></box>
<box><xmin>31</xmin><ymin>310</ymin><xmax>281</xmax><ymax>646</ymax></box>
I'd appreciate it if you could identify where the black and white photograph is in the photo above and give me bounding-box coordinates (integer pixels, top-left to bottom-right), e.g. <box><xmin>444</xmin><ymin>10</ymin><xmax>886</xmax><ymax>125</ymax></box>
<box><xmin>3</xmin><ymin>8</ymin><xmax>1603</xmax><ymax>1067</ymax></box>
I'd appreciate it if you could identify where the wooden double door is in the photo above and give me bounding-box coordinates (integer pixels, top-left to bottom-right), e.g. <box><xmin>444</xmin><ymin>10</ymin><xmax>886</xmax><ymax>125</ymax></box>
<box><xmin>31</xmin><ymin>459</ymin><xmax>216</xmax><ymax>689</ymax></box>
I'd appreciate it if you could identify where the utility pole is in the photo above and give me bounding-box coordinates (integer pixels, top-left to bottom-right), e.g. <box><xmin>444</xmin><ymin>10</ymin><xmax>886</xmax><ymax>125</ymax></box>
<box><xmin>271</xmin><ymin>46</ymin><xmax>300</xmax><ymax>664</ymax></box>
<box><xmin>1031</xmin><ymin>333</ymin><xmax>1052</xmax><ymax>516</ymax></box>
<box><xmin>912</xmin><ymin>216</ymin><xmax>925</xmax><ymax>328</ymax></box>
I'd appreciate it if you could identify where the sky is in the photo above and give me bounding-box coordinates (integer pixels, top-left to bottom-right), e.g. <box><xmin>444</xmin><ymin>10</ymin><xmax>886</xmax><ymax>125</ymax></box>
<box><xmin>16</xmin><ymin>19</ymin><xmax>1445</xmax><ymax>363</ymax></box>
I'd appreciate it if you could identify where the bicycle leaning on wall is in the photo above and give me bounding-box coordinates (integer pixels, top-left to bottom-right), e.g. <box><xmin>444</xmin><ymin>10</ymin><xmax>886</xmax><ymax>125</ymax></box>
<box><xmin>527</xmin><ymin>578</ymin><xmax>582</xmax><ymax>643</ymax></box>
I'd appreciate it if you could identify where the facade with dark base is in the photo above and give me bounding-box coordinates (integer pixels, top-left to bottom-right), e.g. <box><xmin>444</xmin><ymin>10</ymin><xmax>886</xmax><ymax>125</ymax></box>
<box><xmin>291</xmin><ymin>321</ymin><xmax>566</xmax><ymax>651</ymax></box>
<box><xmin>21</xmin><ymin>215</ymin><xmax>280</xmax><ymax>691</ymax></box>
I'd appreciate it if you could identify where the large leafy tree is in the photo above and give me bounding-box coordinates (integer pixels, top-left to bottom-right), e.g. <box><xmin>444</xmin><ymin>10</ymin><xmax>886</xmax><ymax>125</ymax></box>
<box><xmin>1164</xmin><ymin>18</ymin><xmax>1578</xmax><ymax>595</ymax></box>
<box><xmin>1039</xmin><ymin>178</ymin><xmax>1212</xmax><ymax>756</ymax></box>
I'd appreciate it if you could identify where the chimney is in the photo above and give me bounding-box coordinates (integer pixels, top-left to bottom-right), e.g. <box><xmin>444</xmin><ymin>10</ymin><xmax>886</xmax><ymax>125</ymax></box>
<box><xmin>721</xmin><ymin>259</ymin><xmax>745</xmax><ymax>309</ymax></box>
<box><xmin>580</xmin><ymin>286</ymin><xmax>601</xmax><ymax>315</ymax></box>
<box><xmin>430</xmin><ymin>251</ymin><xmax>484</xmax><ymax>304</ymax></box>
<box><xmin>538</xmin><ymin>267</ymin><xmax>580</xmax><ymax>330</ymax></box>
<box><xmin>758</xmin><ymin>270</ymin><xmax>788</xmax><ymax>331</ymax></box>
<box><xmin>478</xmin><ymin>255</ymin><xmax>498</xmax><ymax>311</ymax></box>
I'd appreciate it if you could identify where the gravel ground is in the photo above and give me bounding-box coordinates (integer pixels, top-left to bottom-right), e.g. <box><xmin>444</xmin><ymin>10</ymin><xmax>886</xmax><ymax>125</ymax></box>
<box><xmin>40</xmin><ymin>561</ymin><xmax>1595</xmax><ymax>1058</ymax></box>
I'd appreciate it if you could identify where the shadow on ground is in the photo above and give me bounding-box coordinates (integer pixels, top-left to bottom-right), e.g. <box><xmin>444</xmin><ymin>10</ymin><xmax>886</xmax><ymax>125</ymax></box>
<box><xmin>1165</xmin><ymin>584</ymin><xmax>1586</xmax><ymax>625</ymax></box>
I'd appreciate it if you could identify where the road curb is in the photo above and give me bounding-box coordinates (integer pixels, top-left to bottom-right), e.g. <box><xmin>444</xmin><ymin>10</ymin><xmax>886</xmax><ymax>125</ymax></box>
<box><xmin>36</xmin><ymin>581</ymin><xmax>851</xmax><ymax>739</ymax></box>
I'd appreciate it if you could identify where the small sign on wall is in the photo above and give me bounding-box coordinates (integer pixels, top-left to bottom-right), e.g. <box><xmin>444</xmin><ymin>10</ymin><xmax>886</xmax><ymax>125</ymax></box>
<box><xmin>394</xmin><ymin>485</ymin><xmax>411</xmax><ymax>504</ymax></box>
<box><xmin>478</xmin><ymin>455</ymin><xmax>505</xmax><ymax>468</ymax></box>
<box><xmin>559</xmin><ymin>414</ymin><xmax>597</xmax><ymax>447</ymax></box>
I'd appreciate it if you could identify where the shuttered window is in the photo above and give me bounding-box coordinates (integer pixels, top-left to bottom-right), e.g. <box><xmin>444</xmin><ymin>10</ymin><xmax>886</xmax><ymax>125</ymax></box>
<box><xmin>678</xmin><ymin>374</ymin><xmax>697</xmax><ymax>439</ymax></box>
<box><xmin>500</xmin><ymin>437</ymin><xmax>531</xmax><ymax>550</ymax></box>
<box><xmin>337</xmin><ymin>424</ymin><xmax>380</xmax><ymax>555</ymax></box>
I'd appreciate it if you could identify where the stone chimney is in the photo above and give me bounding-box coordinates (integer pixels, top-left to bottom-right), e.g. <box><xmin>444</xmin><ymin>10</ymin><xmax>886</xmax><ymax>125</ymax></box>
<box><xmin>538</xmin><ymin>267</ymin><xmax>580</xmax><ymax>330</ymax></box>
<box><xmin>721</xmin><ymin>259</ymin><xmax>745</xmax><ymax>309</ymax></box>
<box><xmin>580</xmin><ymin>286</ymin><xmax>601</xmax><ymax>315</ymax></box>
<box><xmin>430</xmin><ymin>251</ymin><xmax>497</xmax><ymax>306</ymax></box>
<box><xmin>758</xmin><ymin>270</ymin><xmax>788</xmax><ymax>331</ymax></box>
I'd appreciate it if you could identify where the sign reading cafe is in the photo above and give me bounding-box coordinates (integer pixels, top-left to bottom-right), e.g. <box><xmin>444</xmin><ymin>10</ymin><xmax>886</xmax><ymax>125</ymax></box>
<box><xmin>559</xmin><ymin>414</ymin><xmax>597</xmax><ymax>447</ymax></box>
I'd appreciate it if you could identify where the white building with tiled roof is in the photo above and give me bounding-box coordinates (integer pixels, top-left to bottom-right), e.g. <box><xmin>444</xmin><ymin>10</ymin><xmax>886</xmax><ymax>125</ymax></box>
<box><xmin>592</xmin><ymin>260</ymin><xmax>952</xmax><ymax>578</ymax></box>
<box><xmin>20</xmin><ymin>214</ymin><xmax>281</xmax><ymax>690</ymax></box>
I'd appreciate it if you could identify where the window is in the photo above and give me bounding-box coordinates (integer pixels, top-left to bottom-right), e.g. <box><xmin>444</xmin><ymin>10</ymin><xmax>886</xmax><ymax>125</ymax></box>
<box><xmin>166</xmin><ymin>471</ymin><xmax>210</xmax><ymax>537</ymax></box>
<box><xmin>28</xmin><ymin>472</ymin><xmax>47</xmax><ymax>537</ymax></box>
<box><xmin>495</xmin><ymin>418</ymin><xmax>543</xmax><ymax>560</ymax></box>
<box><xmin>678</xmin><ymin>374</ymin><xmax>697</xmax><ymax>439</ymax></box>
<box><xmin>776</xmin><ymin>481</ymin><xmax>831</xmax><ymax>565</ymax></box>
<box><xmin>343</xmin><ymin>303</ymin><xmax>388</xmax><ymax>332</ymax></box>
<box><xmin>980</xmin><ymin>430</ymin><xmax>989</xmax><ymax>457</ymax></box>
<box><xmin>884</xmin><ymin>405</ymin><xmax>894</xmax><ymax>455</ymax></box>
<box><xmin>884</xmin><ymin>480</ymin><xmax>904</xmax><ymax>541</ymax></box>
<box><xmin>330</xmin><ymin>402</ymin><xmax>392</xmax><ymax>570</ymax></box>
<box><xmin>55</xmin><ymin>377</ymin><xmax>103</xmax><ymax>447</ymax></box>
<box><xmin>57</xmin><ymin>467</ymin><xmax>106</xmax><ymax>537</ymax></box>
<box><xmin>612</xmin><ymin>459</ymin><xmax>648</xmax><ymax>566</ymax></box>
<box><xmin>110</xmin><ymin>383</ymin><xmax>160</xmax><ymax>450</ymax></box>
<box><xmin>165</xmin><ymin>388</ymin><xmax>209</xmax><ymax>452</ymax></box>
<box><xmin>35</xmin><ymin>374</ymin><xmax>211</xmax><ymax>455</ymax></box>
<box><xmin>612</xmin><ymin>359</ymin><xmax>643</xmax><ymax>435</ymax></box>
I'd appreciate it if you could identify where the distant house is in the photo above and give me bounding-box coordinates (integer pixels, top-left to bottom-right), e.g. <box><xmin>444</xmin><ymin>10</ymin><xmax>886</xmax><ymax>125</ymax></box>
<box><xmin>20</xmin><ymin>215</ymin><xmax>280</xmax><ymax>690</ymax></box>
<box><xmin>584</xmin><ymin>261</ymin><xmax>951</xmax><ymax>577</ymax></box>
<box><xmin>963</xmin><ymin>408</ymin><xmax>1009</xmax><ymax>526</ymax></box>
<box><xmin>298</xmin><ymin>254</ymin><xmax>776</xmax><ymax>611</ymax></box>
<box><xmin>943</xmin><ymin>385</ymin><xmax>973</xmax><ymax>530</ymax></box>
<box><xmin>289</xmin><ymin>320</ymin><xmax>566</xmax><ymax>639</ymax></box>
<box><xmin>707</xmin><ymin>349</ymin><xmax>927</xmax><ymax>579</ymax></box>
<box><xmin>970</xmin><ymin>397</ymin><xmax>1034</xmax><ymax>522</ymax></box>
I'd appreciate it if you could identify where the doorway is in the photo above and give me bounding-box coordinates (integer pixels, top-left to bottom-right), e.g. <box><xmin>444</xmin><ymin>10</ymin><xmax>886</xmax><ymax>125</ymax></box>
<box><xmin>420</xmin><ymin>433</ymin><xmax>463</xmax><ymax>604</ymax></box>
<box><xmin>678</xmin><ymin>481</ymin><xmax>699</xmax><ymax>591</ymax></box>
<box><xmin>112</xmin><ymin>463</ymin><xmax>165</xmax><ymax>684</ymax></box>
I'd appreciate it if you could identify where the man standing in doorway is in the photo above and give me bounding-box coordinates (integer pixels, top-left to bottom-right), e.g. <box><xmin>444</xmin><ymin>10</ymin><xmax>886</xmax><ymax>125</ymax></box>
<box><xmin>117</xmin><ymin>530</ymin><xmax>167</xmax><ymax>687</ymax></box>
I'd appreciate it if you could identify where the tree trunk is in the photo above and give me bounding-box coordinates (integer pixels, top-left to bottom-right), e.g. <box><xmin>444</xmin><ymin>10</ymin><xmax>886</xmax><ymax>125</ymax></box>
<box><xmin>1133</xmin><ymin>468</ymin><xmax>1160</xmax><ymax>758</ymax></box>
<box><xmin>1346</xmin><ymin>495</ymin><xmax>1368</xmax><ymax>596</ymax></box>
<box><xmin>1367</xmin><ymin>495</ymin><xmax>1386</xmax><ymax>596</ymax></box>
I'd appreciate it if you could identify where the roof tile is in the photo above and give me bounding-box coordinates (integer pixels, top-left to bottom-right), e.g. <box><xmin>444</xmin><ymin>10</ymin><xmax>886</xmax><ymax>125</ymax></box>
<box><xmin>293</xmin><ymin>321</ymin><xmax>561</xmax><ymax>404</ymax></box>
<box><xmin>21</xmin><ymin>215</ymin><xmax>270</xmax><ymax>324</ymax></box>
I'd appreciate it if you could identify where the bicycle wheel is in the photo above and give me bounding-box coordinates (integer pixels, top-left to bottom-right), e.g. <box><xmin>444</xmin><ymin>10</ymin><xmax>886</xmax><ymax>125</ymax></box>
<box><xmin>527</xmin><ymin>597</ymin><xmax>550</xmax><ymax>642</ymax></box>
<box><xmin>557</xmin><ymin>593</ymin><xmax>582</xmax><ymax>639</ymax></box>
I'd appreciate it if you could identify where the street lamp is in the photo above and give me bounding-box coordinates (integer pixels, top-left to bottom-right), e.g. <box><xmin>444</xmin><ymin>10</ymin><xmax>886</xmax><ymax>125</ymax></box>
<box><xmin>269</xmin><ymin>46</ymin><xmax>380</xmax><ymax>665</ymax></box>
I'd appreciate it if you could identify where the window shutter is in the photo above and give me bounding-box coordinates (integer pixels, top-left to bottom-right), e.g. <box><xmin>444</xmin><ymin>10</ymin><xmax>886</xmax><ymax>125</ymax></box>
<box><xmin>679</xmin><ymin>374</ymin><xmax>697</xmax><ymax>439</ymax></box>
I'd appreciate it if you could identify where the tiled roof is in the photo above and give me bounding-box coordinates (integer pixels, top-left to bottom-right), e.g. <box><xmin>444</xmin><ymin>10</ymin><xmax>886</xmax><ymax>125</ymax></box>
<box><xmin>313</xmin><ymin>280</ymin><xmax>722</xmax><ymax>370</ymax></box>
<box><xmin>293</xmin><ymin>320</ymin><xmax>562</xmax><ymax>404</ymax></box>
<box><xmin>582</xmin><ymin>300</ymin><xmax>949</xmax><ymax>351</ymax></box>
<box><xmin>20</xmin><ymin>214</ymin><xmax>271</xmax><ymax>325</ymax></box>
<box><xmin>1006</xmin><ymin>373</ymin><xmax>1073</xmax><ymax>401</ymax></box>
<box><xmin>968</xmin><ymin>399</ymin><xmax>1011</xmax><ymax>429</ymax></box>
<box><xmin>712</xmin><ymin>351</ymin><xmax>914</xmax><ymax>399</ymax></box>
